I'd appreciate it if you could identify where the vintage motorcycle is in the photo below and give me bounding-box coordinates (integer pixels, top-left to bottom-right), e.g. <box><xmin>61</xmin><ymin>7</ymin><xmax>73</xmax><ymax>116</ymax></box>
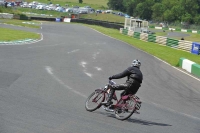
<box><xmin>85</xmin><ymin>80</ymin><xmax>142</xmax><ymax>120</ymax></box>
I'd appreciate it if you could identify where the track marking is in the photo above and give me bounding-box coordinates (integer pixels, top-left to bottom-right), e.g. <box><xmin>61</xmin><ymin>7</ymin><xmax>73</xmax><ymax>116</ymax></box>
<box><xmin>45</xmin><ymin>66</ymin><xmax>87</xmax><ymax>98</ymax></box>
<box><xmin>80</xmin><ymin>61</ymin><xmax>87</xmax><ymax>68</ymax></box>
<box><xmin>95</xmin><ymin>67</ymin><xmax>102</xmax><ymax>71</ymax></box>
<box><xmin>68</xmin><ymin>49</ymin><xmax>79</xmax><ymax>54</ymax></box>
<box><xmin>84</xmin><ymin>70</ymin><xmax>92</xmax><ymax>77</ymax></box>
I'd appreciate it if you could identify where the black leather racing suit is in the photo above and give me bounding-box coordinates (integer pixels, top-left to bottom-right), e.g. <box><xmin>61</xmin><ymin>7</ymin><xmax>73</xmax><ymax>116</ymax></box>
<box><xmin>109</xmin><ymin>66</ymin><xmax>143</xmax><ymax>97</ymax></box>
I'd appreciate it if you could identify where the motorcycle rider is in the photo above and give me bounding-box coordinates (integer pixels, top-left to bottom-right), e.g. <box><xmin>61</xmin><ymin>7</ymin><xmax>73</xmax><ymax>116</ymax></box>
<box><xmin>101</xmin><ymin>59</ymin><xmax>143</xmax><ymax>106</ymax></box>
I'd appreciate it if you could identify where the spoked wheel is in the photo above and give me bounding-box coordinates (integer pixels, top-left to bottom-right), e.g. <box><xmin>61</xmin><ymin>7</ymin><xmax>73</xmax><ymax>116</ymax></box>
<box><xmin>115</xmin><ymin>98</ymin><xmax>136</xmax><ymax>120</ymax></box>
<box><xmin>85</xmin><ymin>90</ymin><xmax>105</xmax><ymax>112</ymax></box>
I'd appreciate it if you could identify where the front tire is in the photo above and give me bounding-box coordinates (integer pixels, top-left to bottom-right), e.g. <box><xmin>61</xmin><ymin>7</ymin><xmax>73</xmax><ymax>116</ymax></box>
<box><xmin>85</xmin><ymin>90</ymin><xmax>105</xmax><ymax>112</ymax></box>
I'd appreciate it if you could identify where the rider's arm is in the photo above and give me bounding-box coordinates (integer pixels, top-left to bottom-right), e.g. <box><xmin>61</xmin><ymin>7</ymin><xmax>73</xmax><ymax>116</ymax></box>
<box><xmin>110</xmin><ymin>67</ymin><xmax>131</xmax><ymax>79</ymax></box>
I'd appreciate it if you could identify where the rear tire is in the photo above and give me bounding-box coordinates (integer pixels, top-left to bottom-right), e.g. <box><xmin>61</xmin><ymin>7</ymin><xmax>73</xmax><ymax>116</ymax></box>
<box><xmin>85</xmin><ymin>90</ymin><xmax>105</xmax><ymax>112</ymax></box>
<box><xmin>115</xmin><ymin>98</ymin><xmax>136</xmax><ymax>120</ymax></box>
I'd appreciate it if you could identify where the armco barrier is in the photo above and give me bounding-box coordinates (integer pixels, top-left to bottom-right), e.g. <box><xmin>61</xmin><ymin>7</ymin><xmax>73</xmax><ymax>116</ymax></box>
<box><xmin>179</xmin><ymin>58</ymin><xmax>200</xmax><ymax>78</ymax></box>
<box><xmin>122</xmin><ymin>29</ymin><xmax>128</xmax><ymax>35</ymax></box>
<box><xmin>178</xmin><ymin>40</ymin><xmax>192</xmax><ymax>52</ymax></box>
<box><xmin>0</xmin><ymin>13</ymin><xmax>13</xmax><ymax>19</ymax></box>
<box><xmin>148</xmin><ymin>34</ymin><xmax>156</xmax><ymax>43</ymax></box>
<box><xmin>156</xmin><ymin>36</ymin><xmax>167</xmax><ymax>46</ymax></box>
<box><xmin>30</xmin><ymin>17</ymin><xmax>55</xmax><ymax>21</ymax></box>
<box><xmin>30</xmin><ymin>17</ymin><xmax>124</xmax><ymax>30</ymax></box>
<box><xmin>120</xmin><ymin>28</ymin><xmax>123</xmax><ymax>33</ymax></box>
<box><xmin>167</xmin><ymin>38</ymin><xmax>179</xmax><ymax>48</ymax></box>
<box><xmin>134</xmin><ymin>32</ymin><xmax>140</xmax><ymax>39</ymax></box>
<box><xmin>192</xmin><ymin>64</ymin><xmax>200</xmax><ymax>78</ymax></box>
<box><xmin>175</xmin><ymin>28</ymin><xmax>181</xmax><ymax>31</ymax></box>
<box><xmin>140</xmin><ymin>33</ymin><xmax>148</xmax><ymax>41</ymax></box>
<box><xmin>149</xmin><ymin>26</ymin><xmax>200</xmax><ymax>34</ymax></box>
<box><xmin>128</xmin><ymin>30</ymin><xmax>134</xmax><ymax>36</ymax></box>
<box><xmin>120</xmin><ymin>29</ymin><xmax>195</xmax><ymax>52</ymax></box>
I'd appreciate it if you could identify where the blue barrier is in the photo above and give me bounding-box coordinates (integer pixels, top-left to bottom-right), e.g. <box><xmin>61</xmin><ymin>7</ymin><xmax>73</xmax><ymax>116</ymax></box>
<box><xmin>55</xmin><ymin>18</ymin><xmax>61</xmax><ymax>22</ymax></box>
<box><xmin>191</xmin><ymin>42</ymin><xmax>200</xmax><ymax>55</ymax></box>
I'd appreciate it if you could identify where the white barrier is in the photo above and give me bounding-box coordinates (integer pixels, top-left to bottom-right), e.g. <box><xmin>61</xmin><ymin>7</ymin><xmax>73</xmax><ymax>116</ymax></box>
<box><xmin>0</xmin><ymin>13</ymin><xmax>13</xmax><ymax>19</ymax></box>
<box><xmin>181</xmin><ymin>29</ymin><xmax>187</xmax><ymax>32</ymax></box>
<box><xmin>178</xmin><ymin>40</ymin><xmax>192</xmax><ymax>52</ymax></box>
<box><xmin>128</xmin><ymin>30</ymin><xmax>134</xmax><ymax>36</ymax></box>
<box><xmin>156</xmin><ymin>36</ymin><xmax>167</xmax><ymax>45</ymax></box>
<box><xmin>63</xmin><ymin>18</ymin><xmax>71</xmax><ymax>22</ymax></box>
<box><xmin>155</xmin><ymin>27</ymin><xmax>162</xmax><ymax>29</ymax></box>
<box><xmin>192</xmin><ymin>31</ymin><xmax>198</xmax><ymax>33</ymax></box>
<box><xmin>182</xmin><ymin>59</ymin><xmax>195</xmax><ymax>73</ymax></box>
<box><xmin>120</xmin><ymin>28</ymin><xmax>123</xmax><ymax>33</ymax></box>
<box><xmin>140</xmin><ymin>33</ymin><xmax>148</xmax><ymax>41</ymax></box>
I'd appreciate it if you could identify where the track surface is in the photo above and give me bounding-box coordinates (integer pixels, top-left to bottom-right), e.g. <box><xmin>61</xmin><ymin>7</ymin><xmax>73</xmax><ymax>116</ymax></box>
<box><xmin>0</xmin><ymin>22</ymin><xmax>200</xmax><ymax>133</ymax></box>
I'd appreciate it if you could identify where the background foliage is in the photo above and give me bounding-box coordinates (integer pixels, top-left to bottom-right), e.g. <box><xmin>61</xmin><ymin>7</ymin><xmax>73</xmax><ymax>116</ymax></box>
<box><xmin>107</xmin><ymin>0</ymin><xmax>200</xmax><ymax>24</ymax></box>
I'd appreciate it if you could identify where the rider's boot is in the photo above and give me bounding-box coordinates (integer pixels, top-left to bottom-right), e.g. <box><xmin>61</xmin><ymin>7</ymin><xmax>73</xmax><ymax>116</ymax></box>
<box><xmin>101</xmin><ymin>89</ymin><xmax>114</xmax><ymax>106</ymax></box>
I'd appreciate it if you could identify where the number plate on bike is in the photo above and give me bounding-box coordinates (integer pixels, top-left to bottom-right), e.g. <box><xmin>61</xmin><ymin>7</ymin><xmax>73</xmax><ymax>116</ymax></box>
<box><xmin>136</xmin><ymin>103</ymin><xmax>141</xmax><ymax>110</ymax></box>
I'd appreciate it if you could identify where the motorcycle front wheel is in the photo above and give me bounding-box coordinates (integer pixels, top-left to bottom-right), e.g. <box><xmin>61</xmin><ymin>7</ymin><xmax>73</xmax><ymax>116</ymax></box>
<box><xmin>85</xmin><ymin>90</ymin><xmax>105</xmax><ymax>112</ymax></box>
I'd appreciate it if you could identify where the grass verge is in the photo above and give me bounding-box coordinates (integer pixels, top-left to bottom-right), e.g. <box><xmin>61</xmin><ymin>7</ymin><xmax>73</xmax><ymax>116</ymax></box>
<box><xmin>0</xmin><ymin>18</ymin><xmax>41</xmax><ymax>28</ymax></box>
<box><xmin>80</xmin><ymin>13</ymin><xmax>125</xmax><ymax>23</ymax></box>
<box><xmin>0</xmin><ymin>27</ymin><xmax>40</xmax><ymax>41</ymax></box>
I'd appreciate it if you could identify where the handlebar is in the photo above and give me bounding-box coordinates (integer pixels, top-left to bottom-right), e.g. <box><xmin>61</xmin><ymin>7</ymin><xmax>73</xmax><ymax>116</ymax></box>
<box><xmin>109</xmin><ymin>80</ymin><xmax>116</xmax><ymax>85</ymax></box>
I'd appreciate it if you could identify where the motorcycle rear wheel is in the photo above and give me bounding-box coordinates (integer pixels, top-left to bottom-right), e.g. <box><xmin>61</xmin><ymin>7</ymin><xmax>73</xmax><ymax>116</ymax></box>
<box><xmin>115</xmin><ymin>98</ymin><xmax>136</xmax><ymax>120</ymax></box>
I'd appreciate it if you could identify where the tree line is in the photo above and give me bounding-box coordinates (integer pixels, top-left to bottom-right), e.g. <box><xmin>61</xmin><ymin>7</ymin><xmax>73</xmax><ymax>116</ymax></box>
<box><xmin>107</xmin><ymin>0</ymin><xmax>200</xmax><ymax>25</ymax></box>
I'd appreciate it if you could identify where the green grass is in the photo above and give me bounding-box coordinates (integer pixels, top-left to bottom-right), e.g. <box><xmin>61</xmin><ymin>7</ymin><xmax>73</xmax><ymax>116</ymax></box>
<box><xmin>80</xmin><ymin>13</ymin><xmax>124</xmax><ymax>23</ymax></box>
<box><xmin>0</xmin><ymin>27</ymin><xmax>40</xmax><ymax>41</ymax></box>
<box><xmin>30</xmin><ymin>0</ymin><xmax>108</xmax><ymax>9</ymax></box>
<box><xmin>63</xmin><ymin>0</ymin><xmax>108</xmax><ymax>7</ymax></box>
<box><xmin>83</xmin><ymin>24</ymin><xmax>200</xmax><ymax>66</ymax></box>
<box><xmin>0</xmin><ymin>18</ymin><xmax>41</xmax><ymax>28</ymax></box>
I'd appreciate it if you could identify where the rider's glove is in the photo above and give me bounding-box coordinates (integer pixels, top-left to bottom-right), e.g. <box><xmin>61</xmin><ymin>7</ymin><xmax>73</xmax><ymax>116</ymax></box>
<box><xmin>109</xmin><ymin>76</ymin><xmax>113</xmax><ymax>80</ymax></box>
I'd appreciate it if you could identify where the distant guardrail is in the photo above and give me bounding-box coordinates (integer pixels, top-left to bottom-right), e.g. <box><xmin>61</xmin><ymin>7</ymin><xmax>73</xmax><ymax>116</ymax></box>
<box><xmin>70</xmin><ymin>18</ymin><xmax>124</xmax><ymax>30</ymax></box>
<box><xmin>30</xmin><ymin>17</ymin><xmax>124</xmax><ymax>30</ymax></box>
<box><xmin>149</xmin><ymin>26</ymin><xmax>200</xmax><ymax>34</ymax></box>
<box><xmin>0</xmin><ymin>13</ymin><xmax>13</xmax><ymax>19</ymax></box>
<box><xmin>120</xmin><ymin>28</ymin><xmax>200</xmax><ymax>54</ymax></box>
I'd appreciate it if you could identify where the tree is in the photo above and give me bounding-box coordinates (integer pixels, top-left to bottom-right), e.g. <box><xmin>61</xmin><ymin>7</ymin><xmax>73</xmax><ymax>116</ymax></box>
<box><xmin>135</xmin><ymin>0</ymin><xmax>155</xmax><ymax>20</ymax></box>
<box><xmin>107</xmin><ymin>0</ymin><xmax>125</xmax><ymax>12</ymax></box>
<box><xmin>152</xmin><ymin>3</ymin><xmax>165</xmax><ymax>21</ymax></box>
<box><xmin>79</xmin><ymin>0</ymin><xmax>83</xmax><ymax>4</ymax></box>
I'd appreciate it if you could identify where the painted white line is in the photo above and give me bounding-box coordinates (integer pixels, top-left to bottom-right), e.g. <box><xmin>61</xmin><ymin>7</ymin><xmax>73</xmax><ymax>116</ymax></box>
<box><xmin>151</xmin><ymin>102</ymin><xmax>200</xmax><ymax>121</ymax></box>
<box><xmin>95</xmin><ymin>67</ymin><xmax>102</xmax><ymax>71</ymax></box>
<box><xmin>68</xmin><ymin>49</ymin><xmax>80</xmax><ymax>54</ymax></box>
<box><xmin>45</xmin><ymin>66</ymin><xmax>87</xmax><ymax>98</ymax></box>
<box><xmin>80</xmin><ymin>61</ymin><xmax>87</xmax><ymax>68</ymax></box>
<box><xmin>84</xmin><ymin>70</ymin><xmax>92</xmax><ymax>77</ymax></box>
<box><xmin>0</xmin><ymin>33</ymin><xmax>43</xmax><ymax>46</ymax></box>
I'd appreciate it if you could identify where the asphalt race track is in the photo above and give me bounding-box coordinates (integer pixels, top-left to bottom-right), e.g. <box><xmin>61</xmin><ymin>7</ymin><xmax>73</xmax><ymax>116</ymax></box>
<box><xmin>0</xmin><ymin>22</ymin><xmax>200</xmax><ymax>133</ymax></box>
